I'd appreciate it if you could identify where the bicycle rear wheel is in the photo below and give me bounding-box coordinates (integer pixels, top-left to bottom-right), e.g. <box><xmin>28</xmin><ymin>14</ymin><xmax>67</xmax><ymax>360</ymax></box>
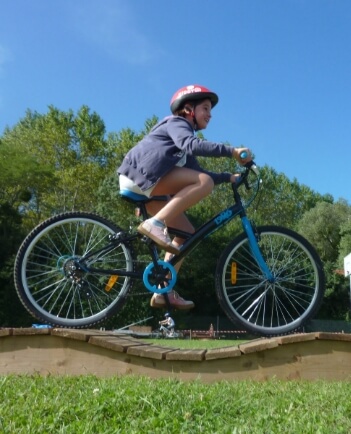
<box><xmin>215</xmin><ymin>225</ymin><xmax>325</xmax><ymax>336</ymax></box>
<box><xmin>14</xmin><ymin>212</ymin><xmax>134</xmax><ymax>328</ymax></box>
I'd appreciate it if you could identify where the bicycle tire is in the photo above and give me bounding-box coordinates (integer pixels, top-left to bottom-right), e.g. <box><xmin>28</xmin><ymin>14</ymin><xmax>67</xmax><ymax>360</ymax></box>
<box><xmin>215</xmin><ymin>225</ymin><xmax>325</xmax><ymax>336</ymax></box>
<box><xmin>14</xmin><ymin>212</ymin><xmax>135</xmax><ymax>328</ymax></box>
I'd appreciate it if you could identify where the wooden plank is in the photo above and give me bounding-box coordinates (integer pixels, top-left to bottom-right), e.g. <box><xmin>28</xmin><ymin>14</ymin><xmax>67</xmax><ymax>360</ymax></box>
<box><xmin>51</xmin><ymin>328</ymin><xmax>113</xmax><ymax>342</ymax></box>
<box><xmin>0</xmin><ymin>328</ymin><xmax>11</xmax><ymax>337</ymax></box>
<box><xmin>131</xmin><ymin>345</ymin><xmax>176</xmax><ymax>360</ymax></box>
<box><xmin>89</xmin><ymin>336</ymin><xmax>145</xmax><ymax>353</ymax></box>
<box><xmin>239</xmin><ymin>338</ymin><xmax>278</xmax><ymax>354</ymax></box>
<box><xmin>205</xmin><ymin>346</ymin><xmax>241</xmax><ymax>360</ymax></box>
<box><xmin>276</xmin><ymin>333</ymin><xmax>317</xmax><ymax>345</ymax></box>
<box><xmin>12</xmin><ymin>327</ymin><xmax>51</xmax><ymax>336</ymax></box>
<box><xmin>316</xmin><ymin>332</ymin><xmax>351</xmax><ymax>342</ymax></box>
<box><xmin>127</xmin><ymin>343</ymin><xmax>155</xmax><ymax>357</ymax></box>
<box><xmin>3</xmin><ymin>330</ymin><xmax>351</xmax><ymax>381</ymax></box>
<box><xmin>165</xmin><ymin>349</ymin><xmax>206</xmax><ymax>361</ymax></box>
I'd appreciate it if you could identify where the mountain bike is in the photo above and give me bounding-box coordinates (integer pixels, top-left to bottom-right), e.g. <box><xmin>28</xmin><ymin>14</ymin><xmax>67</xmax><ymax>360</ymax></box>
<box><xmin>150</xmin><ymin>328</ymin><xmax>183</xmax><ymax>339</ymax></box>
<box><xmin>157</xmin><ymin>325</ymin><xmax>183</xmax><ymax>339</ymax></box>
<box><xmin>14</xmin><ymin>160</ymin><xmax>325</xmax><ymax>336</ymax></box>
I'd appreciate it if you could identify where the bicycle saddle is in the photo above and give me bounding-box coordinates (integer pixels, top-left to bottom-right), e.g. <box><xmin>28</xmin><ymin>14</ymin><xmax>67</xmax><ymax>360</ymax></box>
<box><xmin>120</xmin><ymin>190</ymin><xmax>168</xmax><ymax>203</ymax></box>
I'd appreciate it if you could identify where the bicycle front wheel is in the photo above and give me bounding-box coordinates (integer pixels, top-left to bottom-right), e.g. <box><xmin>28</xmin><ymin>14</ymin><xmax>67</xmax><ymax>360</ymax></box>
<box><xmin>215</xmin><ymin>225</ymin><xmax>325</xmax><ymax>336</ymax></box>
<box><xmin>14</xmin><ymin>212</ymin><xmax>135</xmax><ymax>328</ymax></box>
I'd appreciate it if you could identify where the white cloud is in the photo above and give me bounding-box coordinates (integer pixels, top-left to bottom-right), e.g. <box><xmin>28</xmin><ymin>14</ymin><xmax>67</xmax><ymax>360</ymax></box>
<box><xmin>70</xmin><ymin>0</ymin><xmax>162</xmax><ymax>64</ymax></box>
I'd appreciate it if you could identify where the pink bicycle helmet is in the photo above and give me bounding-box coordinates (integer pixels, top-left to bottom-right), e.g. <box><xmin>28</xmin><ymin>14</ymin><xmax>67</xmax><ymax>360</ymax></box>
<box><xmin>170</xmin><ymin>84</ymin><xmax>219</xmax><ymax>114</ymax></box>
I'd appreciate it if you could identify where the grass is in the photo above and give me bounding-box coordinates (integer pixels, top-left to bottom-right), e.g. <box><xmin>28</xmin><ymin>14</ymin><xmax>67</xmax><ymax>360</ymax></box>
<box><xmin>1</xmin><ymin>375</ymin><xmax>351</xmax><ymax>433</ymax></box>
<box><xmin>1</xmin><ymin>339</ymin><xmax>350</xmax><ymax>432</ymax></box>
<box><xmin>146</xmin><ymin>338</ymin><xmax>249</xmax><ymax>349</ymax></box>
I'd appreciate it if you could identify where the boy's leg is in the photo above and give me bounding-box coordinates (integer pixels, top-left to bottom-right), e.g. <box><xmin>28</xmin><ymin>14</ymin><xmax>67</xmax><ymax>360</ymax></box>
<box><xmin>146</xmin><ymin>200</ymin><xmax>195</xmax><ymax>309</ymax></box>
<box><xmin>138</xmin><ymin>167</ymin><xmax>213</xmax><ymax>253</ymax></box>
<box><xmin>149</xmin><ymin>167</ymin><xmax>214</xmax><ymax>223</ymax></box>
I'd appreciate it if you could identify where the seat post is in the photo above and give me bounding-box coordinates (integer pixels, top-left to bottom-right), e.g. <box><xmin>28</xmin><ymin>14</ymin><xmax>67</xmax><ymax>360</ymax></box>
<box><xmin>138</xmin><ymin>202</ymin><xmax>149</xmax><ymax>221</ymax></box>
<box><xmin>120</xmin><ymin>190</ymin><xmax>168</xmax><ymax>222</ymax></box>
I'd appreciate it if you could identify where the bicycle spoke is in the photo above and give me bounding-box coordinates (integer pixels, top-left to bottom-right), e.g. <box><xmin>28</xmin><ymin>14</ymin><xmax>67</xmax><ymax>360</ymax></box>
<box><xmin>15</xmin><ymin>213</ymin><xmax>135</xmax><ymax>327</ymax></box>
<box><xmin>216</xmin><ymin>226</ymin><xmax>324</xmax><ymax>336</ymax></box>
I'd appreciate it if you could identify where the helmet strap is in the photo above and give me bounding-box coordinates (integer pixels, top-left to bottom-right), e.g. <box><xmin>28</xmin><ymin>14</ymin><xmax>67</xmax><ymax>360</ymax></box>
<box><xmin>184</xmin><ymin>104</ymin><xmax>198</xmax><ymax>131</ymax></box>
<box><xmin>192</xmin><ymin>107</ymin><xmax>199</xmax><ymax>131</ymax></box>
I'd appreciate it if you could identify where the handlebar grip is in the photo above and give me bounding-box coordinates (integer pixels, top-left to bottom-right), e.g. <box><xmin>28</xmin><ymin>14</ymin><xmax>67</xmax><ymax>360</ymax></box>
<box><xmin>239</xmin><ymin>150</ymin><xmax>259</xmax><ymax>175</ymax></box>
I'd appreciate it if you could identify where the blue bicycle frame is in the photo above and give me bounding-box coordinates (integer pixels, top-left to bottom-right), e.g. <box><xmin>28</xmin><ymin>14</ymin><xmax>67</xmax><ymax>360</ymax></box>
<box><xmin>168</xmin><ymin>197</ymin><xmax>274</xmax><ymax>282</ymax></box>
<box><xmin>80</xmin><ymin>164</ymin><xmax>274</xmax><ymax>291</ymax></box>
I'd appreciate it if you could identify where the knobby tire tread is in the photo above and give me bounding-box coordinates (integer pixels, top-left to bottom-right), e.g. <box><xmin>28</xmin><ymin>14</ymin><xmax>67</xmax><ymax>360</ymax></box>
<box><xmin>14</xmin><ymin>211</ymin><xmax>134</xmax><ymax>328</ymax></box>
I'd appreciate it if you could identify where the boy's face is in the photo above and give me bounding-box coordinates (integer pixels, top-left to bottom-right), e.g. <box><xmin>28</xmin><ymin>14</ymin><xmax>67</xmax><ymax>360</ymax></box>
<box><xmin>193</xmin><ymin>98</ymin><xmax>212</xmax><ymax>130</ymax></box>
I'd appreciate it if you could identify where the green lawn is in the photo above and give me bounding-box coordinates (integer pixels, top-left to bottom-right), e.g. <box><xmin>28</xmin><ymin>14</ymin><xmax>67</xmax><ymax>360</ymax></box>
<box><xmin>1</xmin><ymin>375</ymin><xmax>351</xmax><ymax>433</ymax></box>
<box><xmin>146</xmin><ymin>338</ymin><xmax>249</xmax><ymax>349</ymax></box>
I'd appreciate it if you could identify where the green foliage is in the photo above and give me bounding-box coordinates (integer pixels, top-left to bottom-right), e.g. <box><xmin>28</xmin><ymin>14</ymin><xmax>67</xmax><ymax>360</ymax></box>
<box><xmin>298</xmin><ymin>200</ymin><xmax>351</xmax><ymax>263</ymax></box>
<box><xmin>0</xmin><ymin>202</ymin><xmax>34</xmax><ymax>326</ymax></box>
<box><xmin>0</xmin><ymin>138</ymin><xmax>54</xmax><ymax>217</ymax></box>
<box><xmin>1</xmin><ymin>106</ymin><xmax>111</xmax><ymax>222</ymax></box>
<box><xmin>297</xmin><ymin>201</ymin><xmax>351</xmax><ymax>320</ymax></box>
<box><xmin>317</xmin><ymin>261</ymin><xmax>350</xmax><ymax>320</ymax></box>
<box><xmin>252</xmin><ymin>166</ymin><xmax>330</xmax><ymax>228</ymax></box>
<box><xmin>338</xmin><ymin>219</ymin><xmax>351</xmax><ymax>268</ymax></box>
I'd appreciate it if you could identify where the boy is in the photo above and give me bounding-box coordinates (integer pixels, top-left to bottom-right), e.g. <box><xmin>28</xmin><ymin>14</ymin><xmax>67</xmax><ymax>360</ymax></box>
<box><xmin>118</xmin><ymin>84</ymin><xmax>251</xmax><ymax>310</ymax></box>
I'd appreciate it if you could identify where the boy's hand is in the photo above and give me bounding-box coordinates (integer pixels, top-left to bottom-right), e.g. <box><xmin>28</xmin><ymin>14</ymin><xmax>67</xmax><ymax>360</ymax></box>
<box><xmin>230</xmin><ymin>173</ymin><xmax>241</xmax><ymax>183</ymax></box>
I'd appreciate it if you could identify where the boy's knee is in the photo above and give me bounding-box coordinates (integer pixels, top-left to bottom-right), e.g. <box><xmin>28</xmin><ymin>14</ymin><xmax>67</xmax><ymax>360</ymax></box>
<box><xmin>200</xmin><ymin>173</ymin><xmax>214</xmax><ymax>194</ymax></box>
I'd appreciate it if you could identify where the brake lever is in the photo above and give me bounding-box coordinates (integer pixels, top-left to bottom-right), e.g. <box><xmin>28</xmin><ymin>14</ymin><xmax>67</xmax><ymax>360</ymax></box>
<box><xmin>239</xmin><ymin>151</ymin><xmax>260</xmax><ymax>177</ymax></box>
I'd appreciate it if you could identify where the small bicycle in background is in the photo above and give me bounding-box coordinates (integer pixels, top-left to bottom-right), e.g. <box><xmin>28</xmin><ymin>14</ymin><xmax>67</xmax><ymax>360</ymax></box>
<box><xmin>150</xmin><ymin>329</ymin><xmax>183</xmax><ymax>339</ymax></box>
<box><xmin>14</xmin><ymin>158</ymin><xmax>325</xmax><ymax>336</ymax></box>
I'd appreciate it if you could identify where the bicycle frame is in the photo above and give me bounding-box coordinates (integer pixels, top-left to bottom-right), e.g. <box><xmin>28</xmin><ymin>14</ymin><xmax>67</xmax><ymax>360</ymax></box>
<box><xmin>80</xmin><ymin>168</ymin><xmax>274</xmax><ymax>284</ymax></box>
<box><xmin>168</xmin><ymin>196</ymin><xmax>274</xmax><ymax>281</ymax></box>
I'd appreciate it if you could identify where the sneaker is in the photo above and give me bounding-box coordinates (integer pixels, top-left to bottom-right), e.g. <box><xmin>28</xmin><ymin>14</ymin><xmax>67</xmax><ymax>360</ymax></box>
<box><xmin>138</xmin><ymin>219</ymin><xmax>180</xmax><ymax>255</ymax></box>
<box><xmin>150</xmin><ymin>290</ymin><xmax>195</xmax><ymax>310</ymax></box>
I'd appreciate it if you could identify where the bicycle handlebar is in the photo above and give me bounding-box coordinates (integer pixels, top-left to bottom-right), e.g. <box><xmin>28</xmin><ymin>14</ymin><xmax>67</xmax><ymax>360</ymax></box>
<box><xmin>231</xmin><ymin>152</ymin><xmax>260</xmax><ymax>205</ymax></box>
<box><xmin>239</xmin><ymin>151</ymin><xmax>259</xmax><ymax>176</ymax></box>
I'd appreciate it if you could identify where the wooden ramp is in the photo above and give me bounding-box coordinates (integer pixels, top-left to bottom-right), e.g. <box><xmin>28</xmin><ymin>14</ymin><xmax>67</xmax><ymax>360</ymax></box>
<box><xmin>1</xmin><ymin>328</ymin><xmax>351</xmax><ymax>382</ymax></box>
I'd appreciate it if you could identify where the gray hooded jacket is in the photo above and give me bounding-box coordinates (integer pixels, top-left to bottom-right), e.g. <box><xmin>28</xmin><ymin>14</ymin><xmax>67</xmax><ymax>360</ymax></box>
<box><xmin>117</xmin><ymin>115</ymin><xmax>233</xmax><ymax>192</ymax></box>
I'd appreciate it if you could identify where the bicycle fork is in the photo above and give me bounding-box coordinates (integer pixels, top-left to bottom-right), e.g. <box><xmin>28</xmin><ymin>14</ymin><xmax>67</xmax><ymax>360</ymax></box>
<box><xmin>241</xmin><ymin>217</ymin><xmax>275</xmax><ymax>282</ymax></box>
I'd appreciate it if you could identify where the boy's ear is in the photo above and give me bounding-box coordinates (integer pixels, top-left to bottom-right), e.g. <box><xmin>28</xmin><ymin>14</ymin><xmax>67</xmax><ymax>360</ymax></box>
<box><xmin>184</xmin><ymin>104</ymin><xmax>194</xmax><ymax>114</ymax></box>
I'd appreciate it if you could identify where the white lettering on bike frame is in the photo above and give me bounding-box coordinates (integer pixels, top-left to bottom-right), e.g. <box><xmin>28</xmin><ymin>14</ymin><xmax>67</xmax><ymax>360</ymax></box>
<box><xmin>214</xmin><ymin>210</ymin><xmax>233</xmax><ymax>226</ymax></box>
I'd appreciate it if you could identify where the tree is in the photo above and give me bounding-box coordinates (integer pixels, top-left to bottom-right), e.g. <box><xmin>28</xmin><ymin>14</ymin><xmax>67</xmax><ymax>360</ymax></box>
<box><xmin>298</xmin><ymin>200</ymin><xmax>351</xmax><ymax>264</ymax></box>
<box><xmin>246</xmin><ymin>167</ymin><xmax>331</xmax><ymax>228</ymax></box>
<box><xmin>0</xmin><ymin>138</ymin><xmax>55</xmax><ymax>326</ymax></box>
<box><xmin>297</xmin><ymin>200</ymin><xmax>351</xmax><ymax>320</ymax></box>
<box><xmin>1</xmin><ymin>106</ymin><xmax>111</xmax><ymax>225</ymax></box>
<box><xmin>338</xmin><ymin>220</ymin><xmax>351</xmax><ymax>269</ymax></box>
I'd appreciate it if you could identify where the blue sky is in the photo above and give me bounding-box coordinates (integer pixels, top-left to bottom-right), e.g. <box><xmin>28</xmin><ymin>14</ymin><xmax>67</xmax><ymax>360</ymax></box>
<box><xmin>1</xmin><ymin>0</ymin><xmax>350</xmax><ymax>203</ymax></box>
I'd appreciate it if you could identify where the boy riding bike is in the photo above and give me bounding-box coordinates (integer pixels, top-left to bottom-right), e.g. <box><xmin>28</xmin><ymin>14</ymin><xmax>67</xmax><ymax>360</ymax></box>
<box><xmin>159</xmin><ymin>313</ymin><xmax>175</xmax><ymax>337</ymax></box>
<box><xmin>118</xmin><ymin>84</ymin><xmax>251</xmax><ymax>311</ymax></box>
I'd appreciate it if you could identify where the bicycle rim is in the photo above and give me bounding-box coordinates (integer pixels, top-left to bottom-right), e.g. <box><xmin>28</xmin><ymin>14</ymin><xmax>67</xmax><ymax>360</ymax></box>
<box><xmin>215</xmin><ymin>226</ymin><xmax>325</xmax><ymax>336</ymax></box>
<box><xmin>14</xmin><ymin>212</ymin><xmax>134</xmax><ymax>328</ymax></box>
